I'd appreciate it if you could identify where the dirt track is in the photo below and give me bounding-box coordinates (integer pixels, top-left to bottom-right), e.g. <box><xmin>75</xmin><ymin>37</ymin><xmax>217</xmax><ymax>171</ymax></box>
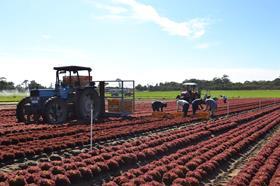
<box><xmin>0</xmin><ymin>104</ymin><xmax>16</xmax><ymax>110</ymax></box>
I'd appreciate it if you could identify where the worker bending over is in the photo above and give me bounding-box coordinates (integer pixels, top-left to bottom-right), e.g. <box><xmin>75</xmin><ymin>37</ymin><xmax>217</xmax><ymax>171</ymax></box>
<box><xmin>176</xmin><ymin>96</ymin><xmax>190</xmax><ymax>117</ymax></box>
<box><xmin>220</xmin><ymin>95</ymin><xmax>228</xmax><ymax>103</ymax></box>
<box><xmin>192</xmin><ymin>98</ymin><xmax>204</xmax><ymax>115</ymax></box>
<box><xmin>205</xmin><ymin>96</ymin><xmax>218</xmax><ymax>118</ymax></box>
<box><xmin>151</xmin><ymin>101</ymin><xmax>167</xmax><ymax>112</ymax></box>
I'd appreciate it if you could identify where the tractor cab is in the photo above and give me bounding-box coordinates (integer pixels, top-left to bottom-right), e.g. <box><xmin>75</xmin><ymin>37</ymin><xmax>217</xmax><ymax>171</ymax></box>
<box><xmin>180</xmin><ymin>82</ymin><xmax>201</xmax><ymax>102</ymax></box>
<box><xmin>53</xmin><ymin>66</ymin><xmax>94</xmax><ymax>100</ymax></box>
<box><xmin>54</xmin><ymin>66</ymin><xmax>93</xmax><ymax>89</ymax></box>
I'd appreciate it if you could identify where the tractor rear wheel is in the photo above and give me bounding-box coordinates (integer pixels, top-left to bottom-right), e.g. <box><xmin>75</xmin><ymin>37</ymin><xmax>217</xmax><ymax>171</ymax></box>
<box><xmin>77</xmin><ymin>88</ymin><xmax>100</xmax><ymax>122</ymax></box>
<box><xmin>43</xmin><ymin>97</ymin><xmax>67</xmax><ymax>124</ymax></box>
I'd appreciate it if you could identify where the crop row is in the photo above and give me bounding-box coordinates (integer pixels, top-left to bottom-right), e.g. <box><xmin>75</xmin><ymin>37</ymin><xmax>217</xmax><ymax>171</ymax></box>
<box><xmin>0</xmin><ymin>98</ymin><xmax>277</xmax><ymax>124</ymax></box>
<box><xmin>1</xmin><ymin>104</ymin><xmax>279</xmax><ymax>164</ymax></box>
<box><xmin>0</xmin><ymin>107</ymin><xmax>280</xmax><ymax>185</ymax></box>
<box><xmin>269</xmin><ymin>165</ymin><xmax>280</xmax><ymax>186</ymax></box>
<box><xmin>228</xmin><ymin>130</ymin><xmax>280</xmax><ymax>186</ymax></box>
<box><xmin>1</xmin><ymin>101</ymin><xmax>279</xmax><ymax>164</ymax></box>
<box><xmin>0</xmin><ymin>116</ymin><xmax>163</xmax><ymax>138</ymax></box>
<box><xmin>104</xmin><ymin>110</ymin><xmax>280</xmax><ymax>185</ymax></box>
<box><xmin>0</xmin><ymin>99</ymin><xmax>278</xmax><ymax>138</ymax></box>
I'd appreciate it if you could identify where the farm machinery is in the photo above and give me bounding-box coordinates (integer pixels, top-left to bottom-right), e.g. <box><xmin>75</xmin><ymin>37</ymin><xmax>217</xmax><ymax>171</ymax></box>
<box><xmin>16</xmin><ymin>66</ymin><xmax>135</xmax><ymax>124</ymax></box>
<box><xmin>179</xmin><ymin>82</ymin><xmax>201</xmax><ymax>102</ymax></box>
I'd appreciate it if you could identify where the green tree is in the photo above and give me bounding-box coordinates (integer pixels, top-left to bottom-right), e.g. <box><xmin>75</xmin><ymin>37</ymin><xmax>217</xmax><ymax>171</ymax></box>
<box><xmin>22</xmin><ymin>80</ymin><xmax>29</xmax><ymax>89</ymax></box>
<box><xmin>221</xmin><ymin>74</ymin><xmax>231</xmax><ymax>84</ymax></box>
<box><xmin>28</xmin><ymin>80</ymin><xmax>45</xmax><ymax>90</ymax></box>
<box><xmin>0</xmin><ymin>80</ymin><xmax>15</xmax><ymax>90</ymax></box>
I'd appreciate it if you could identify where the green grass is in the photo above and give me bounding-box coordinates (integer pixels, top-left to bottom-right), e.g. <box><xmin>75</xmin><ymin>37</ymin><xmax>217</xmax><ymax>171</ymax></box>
<box><xmin>0</xmin><ymin>96</ymin><xmax>25</xmax><ymax>102</ymax></box>
<box><xmin>135</xmin><ymin>90</ymin><xmax>280</xmax><ymax>100</ymax></box>
<box><xmin>203</xmin><ymin>90</ymin><xmax>280</xmax><ymax>99</ymax></box>
<box><xmin>136</xmin><ymin>91</ymin><xmax>179</xmax><ymax>100</ymax></box>
<box><xmin>0</xmin><ymin>90</ymin><xmax>279</xmax><ymax>102</ymax></box>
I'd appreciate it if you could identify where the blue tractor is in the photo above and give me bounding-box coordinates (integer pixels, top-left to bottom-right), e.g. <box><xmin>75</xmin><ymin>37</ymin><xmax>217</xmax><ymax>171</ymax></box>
<box><xmin>16</xmin><ymin>66</ymin><xmax>101</xmax><ymax>124</ymax></box>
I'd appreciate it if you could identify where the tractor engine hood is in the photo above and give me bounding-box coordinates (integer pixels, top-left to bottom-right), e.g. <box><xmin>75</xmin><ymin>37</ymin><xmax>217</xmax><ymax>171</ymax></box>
<box><xmin>30</xmin><ymin>89</ymin><xmax>56</xmax><ymax>97</ymax></box>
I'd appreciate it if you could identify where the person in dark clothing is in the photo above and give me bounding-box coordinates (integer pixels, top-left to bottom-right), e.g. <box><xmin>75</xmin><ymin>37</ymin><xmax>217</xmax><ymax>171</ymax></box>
<box><xmin>182</xmin><ymin>102</ymin><xmax>190</xmax><ymax>117</ymax></box>
<box><xmin>193</xmin><ymin>91</ymin><xmax>200</xmax><ymax>99</ymax></box>
<box><xmin>192</xmin><ymin>98</ymin><xmax>204</xmax><ymax>115</ymax></box>
<box><xmin>152</xmin><ymin>101</ymin><xmax>167</xmax><ymax>112</ymax></box>
<box><xmin>180</xmin><ymin>91</ymin><xmax>190</xmax><ymax>102</ymax></box>
<box><xmin>220</xmin><ymin>95</ymin><xmax>227</xmax><ymax>103</ymax></box>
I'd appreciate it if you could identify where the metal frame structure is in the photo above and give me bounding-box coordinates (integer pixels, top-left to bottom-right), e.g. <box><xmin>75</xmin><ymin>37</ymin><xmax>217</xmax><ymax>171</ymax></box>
<box><xmin>93</xmin><ymin>80</ymin><xmax>135</xmax><ymax>117</ymax></box>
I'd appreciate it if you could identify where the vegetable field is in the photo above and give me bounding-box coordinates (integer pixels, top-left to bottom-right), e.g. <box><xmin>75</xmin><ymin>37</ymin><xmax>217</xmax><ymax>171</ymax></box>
<box><xmin>135</xmin><ymin>90</ymin><xmax>280</xmax><ymax>100</ymax></box>
<box><xmin>1</xmin><ymin>90</ymin><xmax>280</xmax><ymax>102</ymax></box>
<box><xmin>0</xmin><ymin>98</ymin><xmax>280</xmax><ymax>186</ymax></box>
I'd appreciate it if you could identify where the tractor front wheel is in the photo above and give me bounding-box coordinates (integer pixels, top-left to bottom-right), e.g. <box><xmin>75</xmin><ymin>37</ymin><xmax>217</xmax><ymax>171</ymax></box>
<box><xmin>16</xmin><ymin>97</ymin><xmax>32</xmax><ymax>123</ymax></box>
<box><xmin>43</xmin><ymin>97</ymin><xmax>67</xmax><ymax>124</ymax></box>
<box><xmin>77</xmin><ymin>88</ymin><xmax>100</xmax><ymax>122</ymax></box>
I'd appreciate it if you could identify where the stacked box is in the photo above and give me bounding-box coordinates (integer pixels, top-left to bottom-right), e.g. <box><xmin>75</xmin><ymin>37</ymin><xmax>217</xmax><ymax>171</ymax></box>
<box><xmin>108</xmin><ymin>99</ymin><xmax>133</xmax><ymax>113</ymax></box>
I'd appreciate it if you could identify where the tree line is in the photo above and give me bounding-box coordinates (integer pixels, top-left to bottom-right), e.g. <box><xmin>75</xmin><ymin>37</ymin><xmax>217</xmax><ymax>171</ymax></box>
<box><xmin>1</xmin><ymin>74</ymin><xmax>280</xmax><ymax>92</ymax></box>
<box><xmin>136</xmin><ymin>75</ymin><xmax>280</xmax><ymax>91</ymax></box>
<box><xmin>0</xmin><ymin>77</ymin><xmax>46</xmax><ymax>91</ymax></box>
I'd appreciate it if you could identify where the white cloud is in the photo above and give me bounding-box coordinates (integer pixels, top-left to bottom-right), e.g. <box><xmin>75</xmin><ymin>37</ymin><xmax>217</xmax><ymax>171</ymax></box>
<box><xmin>94</xmin><ymin>14</ymin><xmax>127</xmax><ymax>21</ymax></box>
<box><xmin>41</xmin><ymin>34</ymin><xmax>51</xmax><ymax>40</ymax></box>
<box><xmin>90</xmin><ymin>0</ymin><xmax>210</xmax><ymax>39</ymax></box>
<box><xmin>96</xmin><ymin>4</ymin><xmax>128</xmax><ymax>14</ymax></box>
<box><xmin>195</xmin><ymin>41</ymin><xmax>221</xmax><ymax>49</ymax></box>
<box><xmin>195</xmin><ymin>43</ymin><xmax>210</xmax><ymax>49</ymax></box>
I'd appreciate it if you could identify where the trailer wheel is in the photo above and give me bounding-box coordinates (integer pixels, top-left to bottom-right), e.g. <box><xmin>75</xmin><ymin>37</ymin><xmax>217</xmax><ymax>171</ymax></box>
<box><xmin>77</xmin><ymin>88</ymin><xmax>100</xmax><ymax>122</ymax></box>
<box><xmin>43</xmin><ymin>97</ymin><xmax>67</xmax><ymax>124</ymax></box>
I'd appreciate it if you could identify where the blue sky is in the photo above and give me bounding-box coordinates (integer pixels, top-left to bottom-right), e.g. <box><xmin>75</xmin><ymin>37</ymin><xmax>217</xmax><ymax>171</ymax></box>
<box><xmin>0</xmin><ymin>0</ymin><xmax>279</xmax><ymax>86</ymax></box>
